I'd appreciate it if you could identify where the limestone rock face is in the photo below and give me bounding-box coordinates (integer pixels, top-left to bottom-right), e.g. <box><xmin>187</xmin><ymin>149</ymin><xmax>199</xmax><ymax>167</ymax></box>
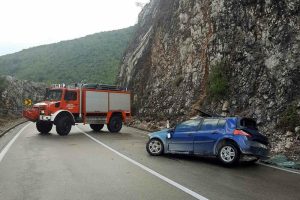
<box><xmin>118</xmin><ymin>0</ymin><xmax>300</xmax><ymax>158</ymax></box>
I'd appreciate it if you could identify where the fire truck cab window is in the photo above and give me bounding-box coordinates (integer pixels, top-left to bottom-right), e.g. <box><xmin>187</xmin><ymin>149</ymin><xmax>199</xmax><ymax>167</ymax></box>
<box><xmin>64</xmin><ymin>91</ymin><xmax>77</xmax><ymax>101</ymax></box>
<box><xmin>45</xmin><ymin>90</ymin><xmax>62</xmax><ymax>101</ymax></box>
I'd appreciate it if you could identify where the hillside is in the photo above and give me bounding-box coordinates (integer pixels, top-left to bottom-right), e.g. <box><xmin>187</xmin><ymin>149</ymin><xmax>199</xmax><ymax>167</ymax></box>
<box><xmin>0</xmin><ymin>27</ymin><xmax>135</xmax><ymax>84</ymax></box>
<box><xmin>119</xmin><ymin>0</ymin><xmax>300</xmax><ymax>159</ymax></box>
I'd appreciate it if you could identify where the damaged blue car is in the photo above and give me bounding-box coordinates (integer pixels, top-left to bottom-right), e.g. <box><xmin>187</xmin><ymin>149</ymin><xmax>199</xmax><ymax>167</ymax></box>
<box><xmin>146</xmin><ymin>116</ymin><xmax>269</xmax><ymax>166</ymax></box>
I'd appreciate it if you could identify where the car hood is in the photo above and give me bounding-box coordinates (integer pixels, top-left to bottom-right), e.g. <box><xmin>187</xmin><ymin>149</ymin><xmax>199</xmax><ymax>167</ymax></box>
<box><xmin>148</xmin><ymin>129</ymin><xmax>169</xmax><ymax>138</ymax></box>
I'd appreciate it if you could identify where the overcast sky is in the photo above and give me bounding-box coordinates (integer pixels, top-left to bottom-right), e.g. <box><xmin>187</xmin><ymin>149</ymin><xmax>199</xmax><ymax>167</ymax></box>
<box><xmin>0</xmin><ymin>0</ymin><xmax>149</xmax><ymax>56</ymax></box>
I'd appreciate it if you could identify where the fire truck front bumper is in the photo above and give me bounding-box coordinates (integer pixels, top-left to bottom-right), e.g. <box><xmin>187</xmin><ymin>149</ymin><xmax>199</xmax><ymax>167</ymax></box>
<box><xmin>23</xmin><ymin>108</ymin><xmax>40</xmax><ymax>122</ymax></box>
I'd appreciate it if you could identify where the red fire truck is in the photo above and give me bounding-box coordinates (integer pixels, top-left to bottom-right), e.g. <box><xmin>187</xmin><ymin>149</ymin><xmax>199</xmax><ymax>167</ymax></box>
<box><xmin>23</xmin><ymin>84</ymin><xmax>131</xmax><ymax>136</ymax></box>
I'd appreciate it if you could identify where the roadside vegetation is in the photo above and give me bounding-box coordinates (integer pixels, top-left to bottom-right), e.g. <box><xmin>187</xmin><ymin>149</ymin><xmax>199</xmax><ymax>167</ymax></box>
<box><xmin>207</xmin><ymin>60</ymin><xmax>229</xmax><ymax>100</ymax></box>
<box><xmin>0</xmin><ymin>75</ymin><xmax>8</xmax><ymax>99</ymax></box>
<box><xmin>277</xmin><ymin>104</ymin><xmax>300</xmax><ymax>132</ymax></box>
<box><xmin>0</xmin><ymin>27</ymin><xmax>135</xmax><ymax>84</ymax></box>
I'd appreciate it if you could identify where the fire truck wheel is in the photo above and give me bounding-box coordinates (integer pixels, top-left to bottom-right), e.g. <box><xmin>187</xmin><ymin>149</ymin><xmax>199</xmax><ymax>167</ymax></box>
<box><xmin>56</xmin><ymin>115</ymin><xmax>72</xmax><ymax>136</ymax></box>
<box><xmin>36</xmin><ymin>121</ymin><xmax>53</xmax><ymax>134</ymax></box>
<box><xmin>90</xmin><ymin>124</ymin><xmax>104</xmax><ymax>132</ymax></box>
<box><xmin>107</xmin><ymin>115</ymin><xmax>122</xmax><ymax>133</ymax></box>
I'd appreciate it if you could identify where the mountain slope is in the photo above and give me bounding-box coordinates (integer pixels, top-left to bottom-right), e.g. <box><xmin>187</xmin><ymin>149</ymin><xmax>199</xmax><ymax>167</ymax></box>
<box><xmin>0</xmin><ymin>27</ymin><xmax>135</xmax><ymax>84</ymax></box>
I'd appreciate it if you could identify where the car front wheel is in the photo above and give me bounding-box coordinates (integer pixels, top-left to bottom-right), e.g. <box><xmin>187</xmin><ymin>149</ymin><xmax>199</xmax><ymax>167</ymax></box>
<box><xmin>218</xmin><ymin>143</ymin><xmax>240</xmax><ymax>166</ymax></box>
<box><xmin>146</xmin><ymin>138</ymin><xmax>164</xmax><ymax>156</ymax></box>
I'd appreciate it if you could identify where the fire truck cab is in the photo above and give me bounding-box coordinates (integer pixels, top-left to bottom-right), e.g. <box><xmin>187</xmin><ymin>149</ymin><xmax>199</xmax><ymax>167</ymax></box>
<box><xmin>23</xmin><ymin>84</ymin><xmax>131</xmax><ymax>136</ymax></box>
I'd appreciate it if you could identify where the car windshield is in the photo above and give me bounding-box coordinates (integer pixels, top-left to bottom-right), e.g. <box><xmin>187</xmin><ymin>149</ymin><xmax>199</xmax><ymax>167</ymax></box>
<box><xmin>45</xmin><ymin>89</ymin><xmax>62</xmax><ymax>101</ymax></box>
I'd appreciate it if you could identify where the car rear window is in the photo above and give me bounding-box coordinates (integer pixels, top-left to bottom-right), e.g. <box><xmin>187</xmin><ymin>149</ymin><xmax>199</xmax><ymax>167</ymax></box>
<box><xmin>240</xmin><ymin>118</ymin><xmax>257</xmax><ymax>130</ymax></box>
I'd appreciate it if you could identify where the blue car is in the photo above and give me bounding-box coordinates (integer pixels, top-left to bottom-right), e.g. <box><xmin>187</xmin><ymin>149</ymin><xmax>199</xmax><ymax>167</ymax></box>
<box><xmin>146</xmin><ymin>117</ymin><xmax>269</xmax><ymax>166</ymax></box>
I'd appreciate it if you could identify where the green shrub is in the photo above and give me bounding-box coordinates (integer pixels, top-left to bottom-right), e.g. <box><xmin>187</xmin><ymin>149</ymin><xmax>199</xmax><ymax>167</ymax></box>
<box><xmin>208</xmin><ymin>61</ymin><xmax>229</xmax><ymax>100</ymax></box>
<box><xmin>277</xmin><ymin>105</ymin><xmax>300</xmax><ymax>132</ymax></box>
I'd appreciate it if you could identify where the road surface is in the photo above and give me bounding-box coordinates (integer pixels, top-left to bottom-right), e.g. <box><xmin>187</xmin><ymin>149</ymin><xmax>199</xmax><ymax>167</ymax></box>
<box><xmin>0</xmin><ymin>122</ymin><xmax>299</xmax><ymax>200</ymax></box>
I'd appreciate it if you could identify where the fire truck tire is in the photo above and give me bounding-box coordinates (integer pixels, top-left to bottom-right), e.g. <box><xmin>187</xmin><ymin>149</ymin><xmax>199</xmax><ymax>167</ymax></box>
<box><xmin>107</xmin><ymin>115</ymin><xmax>122</xmax><ymax>133</ymax></box>
<box><xmin>90</xmin><ymin>124</ymin><xmax>104</xmax><ymax>132</ymax></box>
<box><xmin>36</xmin><ymin>121</ymin><xmax>53</xmax><ymax>134</ymax></box>
<box><xmin>56</xmin><ymin>115</ymin><xmax>72</xmax><ymax>136</ymax></box>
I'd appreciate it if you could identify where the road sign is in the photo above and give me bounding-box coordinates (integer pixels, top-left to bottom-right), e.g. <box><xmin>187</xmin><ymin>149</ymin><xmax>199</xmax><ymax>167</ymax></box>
<box><xmin>24</xmin><ymin>99</ymin><xmax>32</xmax><ymax>106</ymax></box>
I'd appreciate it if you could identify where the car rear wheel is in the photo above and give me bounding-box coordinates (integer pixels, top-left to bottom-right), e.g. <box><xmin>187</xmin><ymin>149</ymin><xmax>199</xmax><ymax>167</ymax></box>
<box><xmin>218</xmin><ymin>143</ymin><xmax>240</xmax><ymax>166</ymax></box>
<box><xmin>90</xmin><ymin>124</ymin><xmax>104</xmax><ymax>132</ymax></box>
<box><xmin>146</xmin><ymin>139</ymin><xmax>164</xmax><ymax>156</ymax></box>
<box><xmin>36</xmin><ymin>121</ymin><xmax>53</xmax><ymax>134</ymax></box>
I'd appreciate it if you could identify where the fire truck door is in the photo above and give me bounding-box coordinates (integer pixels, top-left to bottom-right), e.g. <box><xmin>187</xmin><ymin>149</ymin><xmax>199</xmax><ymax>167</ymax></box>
<box><xmin>64</xmin><ymin>91</ymin><xmax>79</xmax><ymax>113</ymax></box>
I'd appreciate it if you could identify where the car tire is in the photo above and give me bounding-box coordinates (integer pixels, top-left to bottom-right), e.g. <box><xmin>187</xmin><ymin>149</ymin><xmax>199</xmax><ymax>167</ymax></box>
<box><xmin>217</xmin><ymin>143</ymin><xmax>240</xmax><ymax>166</ymax></box>
<box><xmin>90</xmin><ymin>124</ymin><xmax>104</xmax><ymax>132</ymax></box>
<box><xmin>36</xmin><ymin>121</ymin><xmax>53</xmax><ymax>134</ymax></box>
<box><xmin>146</xmin><ymin>138</ymin><xmax>164</xmax><ymax>156</ymax></box>
<box><xmin>107</xmin><ymin>115</ymin><xmax>122</xmax><ymax>133</ymax></box>
<box><xmin>56</xmin><ymin>115</ymin><xmax>72</xmax><ymax>136</ymax></box>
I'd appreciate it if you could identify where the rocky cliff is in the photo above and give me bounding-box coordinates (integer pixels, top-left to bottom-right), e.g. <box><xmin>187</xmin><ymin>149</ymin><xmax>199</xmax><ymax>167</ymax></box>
<box><xmin>0</xmin><ymin>76</ymin><xmax>46</xmax><ymax>116</ymax></box>
<box><xmin>118</xmin><ymin>0</ymin><xmax>300</xmax><ymax>158</ymax></box>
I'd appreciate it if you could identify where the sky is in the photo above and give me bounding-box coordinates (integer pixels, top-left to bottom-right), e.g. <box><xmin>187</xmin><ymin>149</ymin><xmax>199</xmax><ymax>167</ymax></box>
<box><xmin>0</xmin><ymin>0</ymin><xmax>149</xmax><ymax>56</ymax></box>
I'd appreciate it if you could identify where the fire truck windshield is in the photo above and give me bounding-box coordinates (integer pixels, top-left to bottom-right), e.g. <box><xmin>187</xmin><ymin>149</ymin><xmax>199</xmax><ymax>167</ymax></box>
<box><xmin>45</xmin><ymin>89</ymin><xmax>63</xmax><ymax>101</ymax></box>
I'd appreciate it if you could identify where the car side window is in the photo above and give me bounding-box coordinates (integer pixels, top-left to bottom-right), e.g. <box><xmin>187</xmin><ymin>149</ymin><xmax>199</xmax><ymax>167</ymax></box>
<box><xmin>200</xmin><ymin>119</ymin><xmax>219</xmax><ymax>131</ymax></box>
<box><xmin>175</xmin><ymin>120</ymin><xmax>200</xmax><ymax>132</ymax></box>
<box><xmin>64</xmin><ymin>91</ymin><xmax>77</xmax><ymax>101</ymax></box>
<box><xmin>216</xmin><ymin>119</ymin><xmax>226</xmax><ymax>129</ymax></box>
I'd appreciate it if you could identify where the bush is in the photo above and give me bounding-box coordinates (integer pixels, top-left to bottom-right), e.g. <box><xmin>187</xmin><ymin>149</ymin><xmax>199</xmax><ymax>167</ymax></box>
<box><xmin>277</xmin><ymin>105</ymin><xmax>300</xmax><ymax>132</ymax></box>
<box><xmin>208</xmin><ymin>61</ymin><xmax>229</xmax><ymax>100</ymax></box>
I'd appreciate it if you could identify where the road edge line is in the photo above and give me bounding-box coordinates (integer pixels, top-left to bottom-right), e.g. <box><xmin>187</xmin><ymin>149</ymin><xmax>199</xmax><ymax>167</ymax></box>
<box><xmin>76</xmin><ymin>127</ymin><xmax>209</xmax><ymax>200</ymax></box>
<box><xmin>0</xmin><ymin>122</ymin><xmax>32</xmax><ymax>163</ymax></box>
<box><xmin>258</xmin><ymin>162</ymin><xmax>300</xmax><ymax>175</ymax></box>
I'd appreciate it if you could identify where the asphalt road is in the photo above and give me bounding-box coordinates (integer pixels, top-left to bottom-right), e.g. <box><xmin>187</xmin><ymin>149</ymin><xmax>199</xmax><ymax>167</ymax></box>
<box><xmin>0</xmin><ymin>122</ymin><xmax>300</xmax><ymax>200</ymax></box>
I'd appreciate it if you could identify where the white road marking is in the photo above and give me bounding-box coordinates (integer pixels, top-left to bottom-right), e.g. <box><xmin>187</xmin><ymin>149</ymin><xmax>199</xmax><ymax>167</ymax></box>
<box><xmin>259</xmin><ymin>162</ymin><xmax>300</xmax><ymax>175</ymax></box>
<box><xmin>76</xmin><ymin>127</ymin><xmax>209</xmax><ymax>200</ymax></box>
<box><xmin>0</xmin><ymin>122</ymin><xmax>32</xmax><ymax>163</ymax></box>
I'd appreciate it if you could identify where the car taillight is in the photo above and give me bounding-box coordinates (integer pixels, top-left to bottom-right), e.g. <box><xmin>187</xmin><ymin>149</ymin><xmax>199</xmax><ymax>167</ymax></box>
<box><xmin>233</xmin><ymin>129</ymin><xmax>252</xmax><ymax>137</ymax></box>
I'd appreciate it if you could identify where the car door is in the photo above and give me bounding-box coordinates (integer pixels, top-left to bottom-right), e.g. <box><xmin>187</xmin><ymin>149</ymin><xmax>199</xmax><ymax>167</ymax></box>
<box><xmin>193</xmin><ymin>119</ymin><xmax>226</xmax><ymax>156</ymax></box>
<box><xmin>168</xmin><ymin>119</ymin><xmax>201</xmax><ymax>153</ymax></box>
